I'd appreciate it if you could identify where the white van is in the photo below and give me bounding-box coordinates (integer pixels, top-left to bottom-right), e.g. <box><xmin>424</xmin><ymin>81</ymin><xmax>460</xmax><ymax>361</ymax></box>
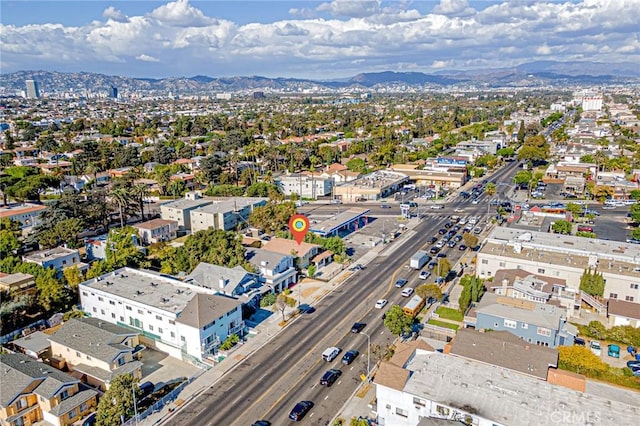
<box><xmin>322</xmin><ymin>347</ymin><xmax>341</xmax><ymax>362</ymax></box>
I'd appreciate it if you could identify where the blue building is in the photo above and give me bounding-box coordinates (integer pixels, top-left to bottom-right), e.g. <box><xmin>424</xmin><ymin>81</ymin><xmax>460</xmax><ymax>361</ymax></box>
<box><xmin>468</xmin><ymin>292</ymin><xmax>577</xmax><ymax>348</ymax></box>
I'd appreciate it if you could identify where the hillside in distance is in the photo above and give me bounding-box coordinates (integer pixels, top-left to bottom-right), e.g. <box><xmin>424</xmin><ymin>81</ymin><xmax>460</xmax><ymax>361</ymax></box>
<box><xmin>1</xmin><ymin>61</ymin><xmax>638</xmax><ymax>95</ymax></box>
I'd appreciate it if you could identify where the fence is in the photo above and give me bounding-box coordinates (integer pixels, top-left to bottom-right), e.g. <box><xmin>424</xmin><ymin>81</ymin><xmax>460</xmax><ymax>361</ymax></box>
<box><xmin>122</xmin><ymin>376</ymin><xmax>196</xmax><ymax>425</ymax></box>
<box><xmin>0</xmin><ymin>319</ymin><xmax>48</xmax><ymax>345</ymax></box>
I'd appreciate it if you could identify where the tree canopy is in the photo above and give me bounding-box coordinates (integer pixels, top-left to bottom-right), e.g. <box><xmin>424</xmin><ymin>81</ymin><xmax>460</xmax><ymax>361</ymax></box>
<box><xmin>383</xmin><ymin>305</ymin><xmax>413</xmax><ymax>335</ymax></box>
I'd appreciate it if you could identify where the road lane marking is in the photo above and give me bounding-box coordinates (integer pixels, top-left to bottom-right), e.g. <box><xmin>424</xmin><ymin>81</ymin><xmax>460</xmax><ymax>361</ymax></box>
<box><xmin>324</xmin><ymin>395</ymin><xmax>329</xmax><ymax>400</ymax></box>
<box><xmin>259</xmin><ymin>373</ymin><xmax>267</xmax><ymax>381</ymax></box>
<box><xmin>310</xmin><ymin>412</ymin><xmax>315</xmax><ymax>418</ymax></box>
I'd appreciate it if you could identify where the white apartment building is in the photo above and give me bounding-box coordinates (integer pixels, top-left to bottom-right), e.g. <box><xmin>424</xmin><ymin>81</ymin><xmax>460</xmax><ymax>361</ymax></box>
<box><xmin>477</xmin><ymin>228</ymin><xmax>640</xmax><ymax>305</ymax></box>
<box><xmin>133</xmin><ymin>218</ymin><xmax>178</xmax><ymax>245</ymax></box>
<box><xmin>276</xmin><ymin>173</ymin><xmax>333</xmax><ymax>199</ymax></box>
<box><xmin>160</xmin><ymin>195</ymin><xmax>213</xmax><ymax>232</ymax></box>
<box><xmin>79</xmin><ymin>268</ymin><xmax>244</xmax><ymax>364</ymax></box>
<box><xmin>23</xmin><ymin>247</ymin><xmax>87</xmax><ymax>273</ymax></box>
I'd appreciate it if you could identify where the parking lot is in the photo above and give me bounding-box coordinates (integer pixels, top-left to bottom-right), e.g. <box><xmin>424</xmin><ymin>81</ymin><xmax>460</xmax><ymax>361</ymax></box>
<box><xmin>140</xmin><ymin>348</ymin><xmax>203</xmax><ymax>386</ymax></box>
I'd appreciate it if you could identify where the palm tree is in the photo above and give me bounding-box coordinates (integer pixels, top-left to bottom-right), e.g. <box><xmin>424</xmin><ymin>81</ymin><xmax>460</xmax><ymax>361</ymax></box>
<box><xmin>131</xmin><ymin>183</ymin><xmax>150</xmax><ymax>221</ymax></box>
<box><xmin>110</xmin><ymin>187</ymin><xmax>131</xmax><ymax>228</ymax></box>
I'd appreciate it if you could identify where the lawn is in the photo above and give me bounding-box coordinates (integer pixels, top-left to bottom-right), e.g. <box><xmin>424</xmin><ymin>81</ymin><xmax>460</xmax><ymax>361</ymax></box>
<box><xmin>427</xmin><ymin>319</ymin><xmax>459</xmax><ymax>330</ymax></box>
<box><xmin>435</xmin><ymin>306</ymin><xmax>463</xmax><ymax>322</ymax></box>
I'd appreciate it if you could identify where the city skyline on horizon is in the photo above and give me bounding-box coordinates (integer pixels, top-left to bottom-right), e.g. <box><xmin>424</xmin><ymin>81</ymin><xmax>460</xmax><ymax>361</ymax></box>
<box><xmin>1</xmin><ymin>0</ymin><xmax>639</xmax><ymax>80</ymax></box>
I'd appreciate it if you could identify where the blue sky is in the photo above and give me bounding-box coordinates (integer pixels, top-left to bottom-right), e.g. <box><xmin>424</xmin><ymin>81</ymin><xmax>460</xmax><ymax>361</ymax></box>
<box><xmin>1</xmin><ymin>0</ymin><xmax>638</xmax><ymax>79</ymax></box>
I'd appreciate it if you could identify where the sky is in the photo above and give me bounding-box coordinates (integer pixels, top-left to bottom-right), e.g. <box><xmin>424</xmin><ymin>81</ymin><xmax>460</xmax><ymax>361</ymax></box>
<box><xmin>1</xmin><ymin>0</ymin><xmax>639</xmax><ymax>80</ymax></box>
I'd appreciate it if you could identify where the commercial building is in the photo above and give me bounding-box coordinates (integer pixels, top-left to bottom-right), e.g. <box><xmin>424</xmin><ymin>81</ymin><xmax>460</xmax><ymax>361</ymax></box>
<box><xmin>189</xmin><ymin>197</ymin><xmax>267</xmax><ymax>233</ymax></box>
<box><xmin>476</xmin><ymin>228</ymin><xmax>640</xmax><ymax>306</ymax></box>
<box><xmin>25</xmin><ymin>80</ymin><xmax>40</xmax><ymax>99</ymax></box>
<box><xmin>79</xmin><ymin>268</ymin><xmax>244</xmax><ymax>364</ymax></box>
<box><xmin>389</xmin><ymin>164</ymin><xmax>467</xmax><ymax>189</ymax></box>
<box><xmin>49</xmin><ymin>318</ymin><xmax>143</xmax><ymax>391</ymax></box>
<box><xmin>333</xmin><ymin>170</ymin><xmax>407</xmax><ymax>202</ymax></box>
<box><xmin>374</xmin><ymin>334</ymin><xmax>639</xmax><ymax>426</ymax></box>
<box><xmin>0</xmin><ymin>353</ymin><xmax>97</xmax><ymax>426</ymax></box>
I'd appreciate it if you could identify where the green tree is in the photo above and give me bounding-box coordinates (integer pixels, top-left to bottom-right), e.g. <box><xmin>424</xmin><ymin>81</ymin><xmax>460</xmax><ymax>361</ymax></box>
<box><xmin>592</xmin><ymin>185</ymin><xmax>614</xmax><ymax>202</ymax></box>
<box><xmin>513</xmin><ymin>170</ymin><xmax>532</xmax><ymax>186</ymax></box>
<box><xmin>274</xmin><ymin>293</ymin><xmax>295</xmax><ymax>323</ymax></box>
<box><xmin>462</xmin><ymin>233</ymin><xmax>479</xmax><ymax>249</ymax></box>
<box><xmin>37</xmin><ymin>217</ymin><xmax>84</xmax><ymax>249</ymax></box>
<box><xmin>63</xmin><ymin>266</ymin><xmax>84</xmax><ymax>289</ymax></box>
<box><xmin>629</xmin><ymin>203</ymin><xmax>640</xmax><ymax>223</ymax></box>
<box><xmin>436</xmin><ymin>258</ymin><xmax>451</xmax><ymax>278</ymax></box>
<box><xmin>565</xmin><ymin>202</ymin><xmax>583</xmax><ymax>216</ymax></box>
<box><xmin>383</xmin><ymin>305</ymin><xmax>413</xmax><ymax>335</ymax></box>
<box><xmin>35</xmin><ymin>268</ymin><xmax>66</xmax><ymax>311</ymax></box>
<box><xmin>579</xmin><ymin>268</ymin><xmax>605</xmax><ymax>297</ymax></box>
<box><xmin>95</xmin><ymin>374</ymin><xmax>138</xmax><ymax>426</ymax></box>
<box><xmin>259</xmin><ymin>292</ymin><xmax>276</xmax><ymax>307</ymax></box>
<box><xmin>0</xmin><ymin>218</ymin><xmax>21</xmax><ymax>257</ymax></box>
<box><xmin>246</xmin><ymin>182</ymin><xmax>280</xmax><ymax>198</ymax></box>
<box><xmin>346</xmin><ymin>157</ymin><xmax>367</xmax><ymax>173</ymax></box>
<box><xmin>629</xmin><ymin>190</ymin><xmax>640</xmax><ymax>201</ymax></box>
<box><xmin>105</xmin><ymin>227</ymin><xmax>149</xmax><ymax>269</ymax></box>
<box><xmin>307</xmin><ymin>264</ymin><xmax>316</xmax><ymax>278</ymax></box>
<box><xmin>416</xmin><ymin>283</ymin><xmax>442</xmax><ymax>301</ymax></box>
<box><xmin>484</xmin><ymin>182</ymin><xmax>496</xmax><ymax>195</ymax></box>
<box><xmin>551</xmin><ymin>220</ymin><xmax>573</xmax><ymax>234</ymax></box>
<box><xmin>110</xmin><ymin>187</ymin><xmax>133</xmax><ymax>228</ymax></box>
<box><xmin>248</xmin><ymin>202</ymin><xmax>296</xmax><ymax>234</ymax></box>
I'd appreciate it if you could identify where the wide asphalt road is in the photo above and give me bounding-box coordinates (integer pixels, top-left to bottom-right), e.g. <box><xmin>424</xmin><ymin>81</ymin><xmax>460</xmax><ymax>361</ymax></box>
<box><xmin>167</xmin><ymin>162</ymin><xmax>521</xmax><ymax>426</ymax></box>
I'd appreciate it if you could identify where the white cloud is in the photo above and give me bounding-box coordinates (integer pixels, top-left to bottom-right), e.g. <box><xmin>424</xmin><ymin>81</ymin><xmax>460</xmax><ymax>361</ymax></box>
<box><xmin>316</xmin><ymin>0</ymin><xmax>382</xmax><ymax>18</ymax></box>
<box><xmin>432</xmin><ymin>0</ymin><xmax>476</xmax><ymax>17</ymax></box>
<box><xmin>149</xmin><ymin>0</ymin><xmax>217</xmax><ymax>27</ymax></box>
<box><xmin>102</xmin><ymin>6</ymin><xmax>129</xmax><ymax>23</ymax></box>
<box><xmin>1</xmin><ymin>0</ymin><xmax>639</xmax><ymax>78</ymax></box>
<box><xmin>136</xmin><ymin>54</ymin><xmax>160</xmax><ymax>62</ymax></box>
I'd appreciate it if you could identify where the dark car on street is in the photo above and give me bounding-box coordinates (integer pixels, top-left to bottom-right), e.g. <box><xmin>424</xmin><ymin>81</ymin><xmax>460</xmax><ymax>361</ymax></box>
<box><xmin>342</xmin><ymin>349</ymin><xmax>359</xmax><ymax>365</ymax></box>
<box><xmin>351</xmin><ymin>322</ymin><xmax>366</xmax><ymax>333</ymax></box>
<box><xmin>395</xmin><ymin>278</ymin><xmax>408</xmax><ymax>288</ymax></box>
<box><xmin>289</xmin><ymin>401</ymin><xmax>314</xmax><ymax>421</ymax></box>
<box><xmin>252</xmin><ymin>421</ymin><xmax>271</xmax><ymax>426</ymax></box>
<box><xmin>320</xmin><ymin>369</ymin><xmax>342</xmax><ymax>387</ymax></box>
<box><xmin>429</xmin><ymin>236</ymin><xmax>438</xmax><ymax>244</ymax></box>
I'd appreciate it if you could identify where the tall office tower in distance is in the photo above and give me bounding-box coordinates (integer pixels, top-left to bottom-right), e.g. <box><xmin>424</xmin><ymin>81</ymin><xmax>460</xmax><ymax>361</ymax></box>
<box><xmin>25</xmin><ymin>80</ymin><xmax>40</xmax><ymax>99</ymax></box>
<box><xmin>108</xmin><ymin>86</ymin><xmax>118</xmax><ymax>99</ymax></box>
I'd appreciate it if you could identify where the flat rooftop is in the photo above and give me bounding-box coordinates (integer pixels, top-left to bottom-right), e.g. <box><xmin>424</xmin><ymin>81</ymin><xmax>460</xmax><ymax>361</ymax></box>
<box><xmin>482</xmin><ymin>228</ymin><xmax>640</xmax><ymax>278</ymax></box>
<box><xmin>401</xmin><ymin>352</ymin><xmax>639</xmax><ymax>425</ymax></box>
<box><xmin>338</xmin><ymin>170</ymin><xmax>407</xmax><ymax>189</ymax></box>
<box><xmin>81</xmin><ymin>268</ymin><xmax>214</xmax><ymax>314</ymax></box>
<box><xmin>310</xmin><ymin>207</ymin><xmax>370</xmax><ymax>235</ymax></box>
<box><xmin>23</xmin><ymin>247</ymin><xmax>78</xmax><ymax>262</ymax></box>
<box><xmin>192</xmin><ymin>197</ymin><xmax>267</xmax><ymax>214</ymax></box>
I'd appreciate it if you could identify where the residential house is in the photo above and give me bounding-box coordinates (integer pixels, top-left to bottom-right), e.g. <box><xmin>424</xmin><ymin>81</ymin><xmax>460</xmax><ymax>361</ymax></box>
<box><xmin>48</xmin><ymin>318</ymin><xmax>143</xmax><ymax>391</ymax></box>
<box><xmin>189</xmin><ymin>197</ymin><xmax>267</xmax><ymax>233</ymax></box>
<box><xmin>133</xmin><ymin>219</ymin><xmax>178</xmax><ymax>245</ymax></box>
<box><xmin>468</xmin><ymin>292</ymin><xmax>576</xmax><ymax>347</ymax></box>
<box><xmin>0</xmin><ymin>353</ymin><xmax>98</xmax><ymax>426</ymax></box>
<box><xmin>490</xmin><ymin>269</ymin><xmax>580</xmax><ymax>317</ymax></box>
<box><xmin>0</xmin><ymin>272</ymin><xmax>36</xmax><ymax>296</ymax></box>
<box><xmin>10</xmin><ymin>331</ymin><xmax>52</xmax><ymax>360</ymax></box>
<box><xmin>0</xmin><ymin>203</ymin><xmax>47</xmax><ymax>229</ymax></box>
<box><xmin>80</xmin><ymin>171</ymin><xmax>110</xmax><ymax>186</ymax></box>
<box><xmin>79</xmin><ymin>268</ymin><xmax>245</xmax><ymax>363</ymax></box>
<box><xmin>245</xmin><ymin>248</ymin><xmax>297</xmax><ymax>292</ymax></box>
<box><xmin>261</xmin><ymin>237</ymin><xmax>322</xmax><ymax>269</ymax></box>
<box><xmin>607</xmin><ymin>299</ymin><xmax>640</xmax><ymax>328</ymax></box>
<box><xmin>185</xmin><ymin>263</ymin><xmax>265</xmax><ymax>305</ymax></box>
<box><xmin>23</xmin><ymin>247</ymin><xmax>88</xmax><ymax>274</ymax></box>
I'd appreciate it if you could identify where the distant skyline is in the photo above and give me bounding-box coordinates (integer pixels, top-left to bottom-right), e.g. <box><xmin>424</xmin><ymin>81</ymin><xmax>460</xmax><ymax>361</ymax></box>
<box><xmin>1</xmin><ymin>0</ymin><xmax>639</xmax><ymax>80</ymax></box>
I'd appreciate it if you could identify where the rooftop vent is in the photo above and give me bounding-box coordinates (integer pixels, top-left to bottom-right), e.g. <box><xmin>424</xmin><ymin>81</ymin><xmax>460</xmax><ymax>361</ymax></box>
<box><xmin>161</xmin><ymin>297</ymin><xmax>170</xmax><ymax>303</ymax></box>
<box><xmin>150</xmin><ymin>282</ymin><xmax>158</xmax><ymax>287</ymax></box>
<box><xmin>136</xmin><ymin>290</ymin><xmax>144</xmax><ymax>296</ymax></box>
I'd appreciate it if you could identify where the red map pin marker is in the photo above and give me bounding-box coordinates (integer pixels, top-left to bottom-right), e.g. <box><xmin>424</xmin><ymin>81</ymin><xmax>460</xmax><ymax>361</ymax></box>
<box><xmin>289</xmin><ymin>214</ymin><xmax>310</xmax><ymax>245</ymax></box>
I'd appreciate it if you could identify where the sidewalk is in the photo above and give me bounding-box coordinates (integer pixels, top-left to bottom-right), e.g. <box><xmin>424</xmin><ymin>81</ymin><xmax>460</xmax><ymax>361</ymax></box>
<box><xmin>142</xmin><ymin>219</ymin><xmax>423</xmax><ymax>425</ymax></box>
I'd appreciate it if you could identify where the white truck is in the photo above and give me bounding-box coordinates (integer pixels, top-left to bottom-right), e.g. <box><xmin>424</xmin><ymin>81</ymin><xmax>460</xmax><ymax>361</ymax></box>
<box><xmin>410</xmin><ymin>250</ymin><xmax>430</xmax><ymax>270</ymax></box>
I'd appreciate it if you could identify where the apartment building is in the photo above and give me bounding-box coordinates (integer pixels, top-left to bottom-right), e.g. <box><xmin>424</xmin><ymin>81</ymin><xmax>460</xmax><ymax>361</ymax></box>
<box><xmin>185</xmin><ymin>263</ymin><xmax>265</xmax><ymax>304</ymax></box>
<box><xmin>79</xmin><ymin>268</ymin><xmax>244</xmax><ymax>363</ymax></box>
<box><xmin>476</xmin><ymin>228</ymin><xmax>640</xmax><ymax>305</ymax></box>
<box><xmin>23</xmin><ymin>247</ymin><xmax>88</xmax><ymax>273</ymax></box>
<box><xmin>0</xmin><ymin>353</ymin><xmax>97</xmax><ymax>426</ymax></box>
<box><xmin>160</xmin><ymin>194</ymin><xmax>213</xmax><ymax>232</ymax></box>
<box><xmin>49</xmin><ymin>318</ymin><xmax>143</xmax><ymax>391</ymax></box>
<box><xmin>189</xmin><ymin>197</ymin><xmax>267</xmax><ymax>233</ymax></box>
<box><xmin>0</xmin><ymin>203</ymin><xmax>47</xmax><ymax>229</ymax></box>
<box><xmin>275</xmin><ymin>173</ymin><xmax>333</xmax><ymax>199</ymax></box>
<box><xmin>245</xmin><ymin>248</ymin><xmax>298</xmax><ymax>292</ymax></box>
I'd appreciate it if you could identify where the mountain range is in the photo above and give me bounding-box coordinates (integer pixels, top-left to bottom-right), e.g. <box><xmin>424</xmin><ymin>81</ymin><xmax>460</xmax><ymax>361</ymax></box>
<box><xmin>1</xmin><ymin>61</ymin><xmax>638</xmax><ymax>95</ymax></box>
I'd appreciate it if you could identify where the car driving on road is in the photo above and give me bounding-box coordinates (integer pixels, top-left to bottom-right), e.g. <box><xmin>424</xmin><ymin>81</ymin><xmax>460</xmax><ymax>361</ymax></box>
<box><xmin>320</xmin><ymin>369</ymin><xmax>342</xmax><ymax>387</ymax></box>
<box><xmin>289</xmin><ymin>401</ymin><xmax>314</xmax><ymax>421</ymax></box>
<box><xmin>351</xmin><ymin>322</ymin><xmax>366</xmax><ymax>333</ymax></box>
<box><xmin>342</xmin><ymin>350</ymin><xmax>359</xmax><ymax>365</ymax></box>
<box><xmin>401</xmin><ymin>287</ymin><xmax>414</xmax><ymax>297</ymax></box>
<box><xmin>395</xmin><ymin>278</ymin><xmax>408</xmax><ymax>288</ymax></box>
<box><xmin>375</xmin><ymin>299</ymin><xmax>388</xmax><ymax>309</ymax></box>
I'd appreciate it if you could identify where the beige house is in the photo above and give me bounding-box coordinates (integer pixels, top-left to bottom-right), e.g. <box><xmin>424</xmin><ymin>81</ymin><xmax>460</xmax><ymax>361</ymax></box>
<box><xmin>0</xmin><ymin>353</ymin><xmax>97</xmax><ymax>426</ymax></box>
<box><xmin>261</xmin><ymin>237</ymin><xmax>322</xmax><ymax>269</ymax></box>
<box><xmin>133</xmin><ymin>218</ymin><xmax>178</xmax><ymax>245</ymax></box>
<box><xmin>0</xmin><ymin>272</ymin><xmax>36</xmax><ymax>296</ymax></box>
<box><xmin>49</xmin><ymin>318</ymin><xmax>143</xmax><ymax>392</ymax></box>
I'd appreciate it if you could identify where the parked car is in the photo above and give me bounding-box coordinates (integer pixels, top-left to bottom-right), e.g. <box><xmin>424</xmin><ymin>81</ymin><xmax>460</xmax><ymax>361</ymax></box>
<box><xmin>252</xmin><ymin>421</ymin><xmax>271</xmax><ymax>426</ymax></box>
<box><xmin>438</xmin><ymin>228</ymin><xmax>447</xmax><ymax>234</ymax></box>
<box><xmin>574</xmin><ymin>337</ymin><xmax>586</xmax><ymax>346</ymax></box>
<box><xmin>375</xmin><ymin>299</ymin><xmax>388</xmax><ymax>309</ymax></box>
<box><xmin>458</xmin><ymin>244</ymin><xmax>467</xmax><ymax>251</ymax></box>
<box><xmin>429</xmin><ymin>246</ymin><xmax>441</xmax><ymax>255</ymax></box>
<box><xmin>381</xmin><ymin>203</ymin><xmax>391</xmax><ymax>209</ymax></box>
<box><xmin>627</xmin><ymin>360</ymin><xmax>640</xmax><ymax>369</ymax></box>
<box><xmin>395</xmin><ymin>278</ymin><xmax>408</xmax><ymax>288</ymax></box>
<box><xmin>447</xmin><ymin>240</ymin><xmax>457</xmax><ymax>248</ymax></box>
<box><xmin>430</xmin><ymin>204</ymin><xmax>444</xmax><ymax>209</ymax></box>
<box><xmin>351</xmin><ymin>322</ymin><xmax>366</xmax><ymax>333</ymax></box>
<box><xmin>320</xmin><ymin>369</ymin><xmax>342</xmax><ymax>387</ymax></box>
<box><xmin>427</xmin><ymin>261</ymin><xmax>438</xmax><ymax>270</ymax></box>
<box><xmin>454</xmin><ymin>234</ymin><xmax>463</xmax><ymax>242</ymax></box>
<box><xmin>607</xmin><ymin>344</ymin><xmax>620</xmax><ymax>358</ymax></box>
<box><xmin>289</xmin><ymin>401</ymin><xmax>314</xmax><ymax>421</ymax></box>
<box><xmin>342</xmin><ymin>350</ymin><xmax>359</xmax><ymax>365</ymax></box>
<box><xmin>401</xmin><ymin>287</ymin><xmax>414</xmax><ymax>297</ymax></box>
<box><xmin>348</xmin><ymin>264</ymin><xmax>364</xmax><ymax>271</ymax></box>
<box><xmin>590</xmin><ymin>340</ymin><xmax>602</xmax><ymax>357</ymax></box>
<box><xmin>429</xmin><ymin>236</ymin><xmax>438</xmax><ymax>244</ymax></box>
